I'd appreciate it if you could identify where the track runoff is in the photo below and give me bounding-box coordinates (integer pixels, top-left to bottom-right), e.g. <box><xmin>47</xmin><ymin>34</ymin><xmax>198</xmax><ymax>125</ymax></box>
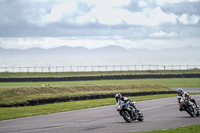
<box><xmin>0</xmin><ymin>92</ymin><xmax>200</xmax><ymax>133</ymax></box>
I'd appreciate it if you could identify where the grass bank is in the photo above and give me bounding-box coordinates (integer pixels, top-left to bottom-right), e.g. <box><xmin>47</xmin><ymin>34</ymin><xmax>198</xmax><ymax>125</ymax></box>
<box><xmin>1</xmin><ymin>78</ymin><xmax>200</xmax><ymax>105</ymax></box>
<box><xmin>0</xmin><ymin>69</ymin><xmax>200</xmax><ymax>78</ymax></box>
<box><xmin>0</xmin><ymin>84</ymin><xmax>170</xmax><ymax>105</ymax></box>
<box><xmin>133</xmin><ymin>124</ymin><xmax>200</xmax><ymax>133</ymax></box>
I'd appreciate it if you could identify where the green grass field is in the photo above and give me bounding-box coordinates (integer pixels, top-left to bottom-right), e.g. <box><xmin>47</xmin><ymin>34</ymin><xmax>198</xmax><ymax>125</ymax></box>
<box><xmin>1</xmin><ymin>78</ymin><xmax>199</xmax><ymax>88</ymax></box>
<box><xmin>0</xmin><ymin>69</ymin><xmax>200</xmax><ymax>78</ymax></box>
<box><xmin>133</xmin><ymin>124</ymin><xmax>200</xmax><ymax>133</ymax></box>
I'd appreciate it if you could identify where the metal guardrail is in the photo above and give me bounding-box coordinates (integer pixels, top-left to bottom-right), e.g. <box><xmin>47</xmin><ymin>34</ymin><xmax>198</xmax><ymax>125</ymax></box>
<box><xmin>0</xmin><ymin>65</ymin><xmax>199</xmax><ymax>73</ymax></box>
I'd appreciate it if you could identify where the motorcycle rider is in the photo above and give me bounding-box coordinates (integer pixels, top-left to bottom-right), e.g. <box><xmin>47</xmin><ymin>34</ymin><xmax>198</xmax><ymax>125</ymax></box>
<box><xmin>115</xmin><ymin>93</ymin><xmax>131</xmax><ymax>103</ymax></box>
<box><xmin>177</xmin><ymin>88</ymin><xmax>199</xmax><ymax>111</ymax></box>
<box><xmin>115</xmin><ymin>93</ymin><xmax>136</xmax><ymax>118</ymax></box>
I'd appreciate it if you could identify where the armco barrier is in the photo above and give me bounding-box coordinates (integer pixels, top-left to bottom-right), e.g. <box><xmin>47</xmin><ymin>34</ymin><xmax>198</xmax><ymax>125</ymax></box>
<box><xmin>0</xmin><ymin>91</ymin><xmax>176</xmax><ymax>107</ymax></box>
<box><xmin>0</xmin><ymin>74</ymin><xmax>200</xmax><ymax>82</ymax></box>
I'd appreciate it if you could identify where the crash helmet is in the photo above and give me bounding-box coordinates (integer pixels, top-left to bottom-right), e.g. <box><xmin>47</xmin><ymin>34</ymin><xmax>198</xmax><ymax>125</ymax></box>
<box><xmin>177</xmin><ymin>88</ymin><xmax>183</xmax><ymax>95</ymax></box>
<box><xmin>115</xmin><ymin>93</ymin><xmax>122</xmax><ymax>101</ymax></box>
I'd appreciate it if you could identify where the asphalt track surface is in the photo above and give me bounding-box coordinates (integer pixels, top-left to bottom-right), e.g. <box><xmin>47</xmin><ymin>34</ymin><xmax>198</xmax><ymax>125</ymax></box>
<box><xmin>0</xmin><ymin>91</ymin><xmax>200</xmax><ymax>133</ymax></box>
<box><xmin>171</xmin><ymin>87</ymin><xmax>200</xmax><ymax>93</ymax></box>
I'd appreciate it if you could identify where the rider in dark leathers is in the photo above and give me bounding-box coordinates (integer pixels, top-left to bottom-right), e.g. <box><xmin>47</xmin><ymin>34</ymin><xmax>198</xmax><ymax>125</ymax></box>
<box><xmin>115</xmin><ymin>93</ymin><xmax>136</xmax><ymax>119</ymax></box>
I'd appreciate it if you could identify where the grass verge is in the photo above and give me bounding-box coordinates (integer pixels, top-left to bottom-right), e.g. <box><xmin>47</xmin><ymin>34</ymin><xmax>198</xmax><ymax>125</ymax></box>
<box><xmin>0</xmin><ymin>93</ymin><xmax>177</xmax><ymax>121</ymax></box>
<box><xmin>1</xmin><ymin>93</ymin><xmax>199</xmax><ymax>121</ymax></box>
<box><xmin>132</xmin><ymin>124</ymin><xmax>200</xmax><ymax>133</ymax></box>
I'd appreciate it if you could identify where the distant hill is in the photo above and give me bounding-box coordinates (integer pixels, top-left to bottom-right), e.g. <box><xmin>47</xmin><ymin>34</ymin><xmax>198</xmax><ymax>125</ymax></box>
<box><xmin>0</xmin><ymin>45</ymin><xmax>199</xmax><ymax>55</ymax></box>
<box><xmin>91</xmin><ymin>45</ymin><xmax>127</xmax><ymax>54</ymax></box>
<box><xmin>0</xmin><ymin>46</ymin><xmax>90</xmax><ymax>55</ymax></box>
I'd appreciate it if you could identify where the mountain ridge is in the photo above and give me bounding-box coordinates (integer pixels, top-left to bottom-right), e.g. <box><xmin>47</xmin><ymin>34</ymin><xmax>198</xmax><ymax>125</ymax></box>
<box><xmin>0</xmin><ymin>45</ymin><xmax>199</xmax><ymax>55</ymax></box>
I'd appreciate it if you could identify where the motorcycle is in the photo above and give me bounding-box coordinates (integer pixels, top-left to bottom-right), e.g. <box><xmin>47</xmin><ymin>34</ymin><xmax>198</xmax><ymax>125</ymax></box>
<box><xmin>116</xmin><ymin>100</ymin><xmax>144</xmax><ymax>123</ymax></box>
<box><xmin>180</xmin><ymin>97</ymin><xmax>199</xmax><ymax>117</ymax></box>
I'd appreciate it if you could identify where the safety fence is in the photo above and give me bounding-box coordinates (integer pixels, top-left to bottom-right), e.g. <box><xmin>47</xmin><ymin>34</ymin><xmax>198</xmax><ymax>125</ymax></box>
<box><xmin>1</xmin><ymin>74</ymin><xmax>200</xmax><ymax>82</ymax></box>
<box><xmin>0</xmin><ymin>65</ymin><xmax>199</xmax><ymax>73</ymax></box>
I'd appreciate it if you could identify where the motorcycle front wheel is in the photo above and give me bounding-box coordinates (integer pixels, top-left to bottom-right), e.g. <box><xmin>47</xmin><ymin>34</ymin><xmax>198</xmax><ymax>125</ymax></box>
<box><xmin>196</xmin><ymin>111</ymin><xmax>199</xmax><ymax>116</ymax></box>
<box><xmin>137</xmin><ymin>112</ymin><xmax>144</xmax><ymax>121</ymax></box>
<box><xmin>121</xmin><ymin>110</ymin><xmax>132</xmax><ymax>123</ymax></box>
<box><xmin>185</xmin><ymin>106</ymin><xmax>195</xmax><ymax>117</ymax></box>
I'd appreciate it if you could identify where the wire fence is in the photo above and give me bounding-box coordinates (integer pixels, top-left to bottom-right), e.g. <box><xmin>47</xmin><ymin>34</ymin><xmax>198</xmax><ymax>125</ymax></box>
<box><xmin>0</xmin><ymin>65</ymin><xmax>199</xmax><ymax>73</ymax></box>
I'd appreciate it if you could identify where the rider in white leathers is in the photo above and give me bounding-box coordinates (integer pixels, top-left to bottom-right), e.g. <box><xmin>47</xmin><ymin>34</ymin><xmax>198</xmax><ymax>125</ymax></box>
<box><xmin>177</xmin><ymin>88</ymin><xmax>199</xmax><ymax>111</ymax></box>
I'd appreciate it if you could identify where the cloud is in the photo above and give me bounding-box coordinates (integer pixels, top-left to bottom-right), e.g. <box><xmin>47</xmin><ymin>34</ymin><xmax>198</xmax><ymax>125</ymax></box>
<box><xmin>126</xmin><ymin>7</ymin><xmax>176</xmax><ymax>26</ymax></box>
<box><xmin>75</xmin><ymin>6</ymin><xmax>177</xmax><ymax>26</ymax></box>
<box><xmin>0</xmin><ymin>0</ymin><xmax>200</xmax><ymax>50</ymax></box>
<box><xmin>0</xmin><ymin>0</ymin><xmax>177</xmax><ymax>26</ymax></box>
<box><xmin>178</xmin><ymin>14</ymin><xmax>200</xmax><ymax>24</ymax></box>
<box><xmin>156</xmin><ymin>0</ymin><xmax>200</xmax><ymax>5</ymax></box>
<box><xmin>44</xmin><ymin>0</ymin><xmax>78</xmax><ymax>23</ymax></box>
<box><xmin>149</xmin><ymin>31</ymin><xmax>179</xmax><ymax>38</ymax></box>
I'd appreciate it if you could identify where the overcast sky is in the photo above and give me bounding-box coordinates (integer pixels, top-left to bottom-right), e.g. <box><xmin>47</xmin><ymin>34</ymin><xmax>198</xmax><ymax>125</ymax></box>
<box><xmin>0</xmin><ymin>0</ymin><xmax>200</xmax><ymax>50</ymax></box>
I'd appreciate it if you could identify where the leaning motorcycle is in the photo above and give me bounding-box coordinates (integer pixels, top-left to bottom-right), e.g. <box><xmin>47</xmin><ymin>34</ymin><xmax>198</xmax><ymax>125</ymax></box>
<box><xmin>180</xmin><ymin>97</ymin><xmax>199</xmax><ymax>117</ymax></box>
<box><xmin>116</xmin><ymin>100</ymin><xmax>144</xmax><ymax>123</ymax></box>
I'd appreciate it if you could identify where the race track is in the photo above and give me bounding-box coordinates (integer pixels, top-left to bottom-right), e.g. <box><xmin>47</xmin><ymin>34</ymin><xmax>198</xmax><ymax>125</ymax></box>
<box><xmin>171</xmin><ymin>87</ymin><xmax>200</xmax><ymax>92</ymax></box>
<box><xmin>0</xmin><ymin>95</ymin><xmax>200</xmax><ymax>133</ymax></box>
